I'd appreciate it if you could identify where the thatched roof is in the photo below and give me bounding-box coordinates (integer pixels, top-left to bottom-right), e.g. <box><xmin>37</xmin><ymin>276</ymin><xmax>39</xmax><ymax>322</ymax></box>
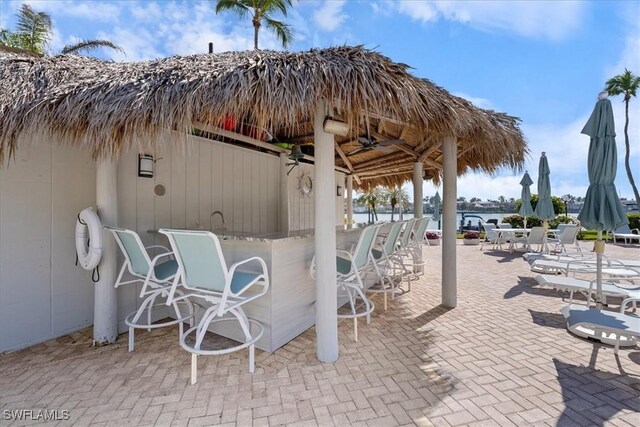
<box><xmin>0</xmin><ymin>45</ymin><xmax>527</xmax><ymax>189</ymax></box>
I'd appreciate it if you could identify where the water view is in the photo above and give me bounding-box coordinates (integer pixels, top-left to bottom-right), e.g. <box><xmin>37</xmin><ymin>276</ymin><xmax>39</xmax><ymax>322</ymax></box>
<box><xmin>352</xmin><ymin>212</ymin><xmax>580</xmax><ymax>230</ymax></box>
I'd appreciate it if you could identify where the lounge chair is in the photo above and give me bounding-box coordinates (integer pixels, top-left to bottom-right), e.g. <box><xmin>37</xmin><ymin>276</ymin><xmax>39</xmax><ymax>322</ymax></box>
<box><xmin>560</xmin><ymin>298</ymin><xmax>640</xmax><ymax>354</ymax></box>
<box><xmin>531</xmin><ymin>258</ymin><xmax>640</xmax><ymax>279</ymax></box>
<box><xmin>612</xmin><ymin>224</ymin><xmax>640</xmax><ymax>245</ymax></box>
<box><xmin>531</xmin><ymin>253</ymin><xmax>640</xmax><ymax>268</ymax></box>
<box><xmin>535</xmin><ymin>274</ymin><xmax>640</xmax><ymax>305</ymax></box>
<box><xmin>367</xmin><ymin>221</ymin><xmax>405</xmax><ymax>311</ymax></box>
<box><xmin>159</xmin><ymin>229</ymin><xmax>269</xmax><ymax>384</ymax></box>
<box><xmin>107</xmin><ymin>227</ymin><xmax>196</xmax><ymax>352</ymax></box>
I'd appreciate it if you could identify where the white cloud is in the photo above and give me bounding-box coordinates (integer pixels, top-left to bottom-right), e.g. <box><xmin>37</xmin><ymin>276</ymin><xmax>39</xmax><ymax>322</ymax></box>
<box><xmin>396</xmin><ymin>1</ymin><xmax>438</xmax><ymax>24</ymax></box>
<box><xmin>23</xmin><ymin>0</ymin><xmax>122</xmax><ymax>22</ymax></box>
<box><xmin>395</xmin><ymin>0</ymin><xmax>585</xmax><ymax>41</ymax></box>
<box><xmin>130</xmin><ymin>1</ymin><xmax>163</xmax><ymax>23</ymax></box>
<box><xmin>604</xmin><ymin>6</ymin><xmax>640</xmax><ymax>81</ymax></box>
<box><xmin>451</xmin><ymin>92</ymin><xmax>494</xmax><ymax>109</ymax></box>
<box><xmin>313</xmin><ymin>0</ymin><xmax>347</xmax><ymax>31</ymax></box>
<box><xmin>417</xmin><ymin>97</ymin><xmax>639</xmax><ymax>202</ymax></box>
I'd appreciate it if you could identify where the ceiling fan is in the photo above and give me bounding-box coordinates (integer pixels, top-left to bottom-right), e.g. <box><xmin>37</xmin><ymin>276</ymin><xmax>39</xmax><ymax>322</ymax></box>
<box><xmin>348</xmin><ymin>135</ymin><xmax>405</xmax><ymax>156</ymax></box>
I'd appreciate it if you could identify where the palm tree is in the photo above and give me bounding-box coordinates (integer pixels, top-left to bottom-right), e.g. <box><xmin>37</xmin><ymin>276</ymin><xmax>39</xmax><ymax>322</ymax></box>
<box><xmin>0</xmin><ymin>3</ymin><xmax>123</xmax><ymax>57</ymax></box>
<box><xmin>0</xmin><ymin>4</ymin><xmax>51</xmax><ymax>55</ymax></box>
<box><xmin>606</xmin><ymin>69</ymin><xmax>640</xmax><ymax>209</ymax></box>
<box><xmin>215</xmin><ymin>0</ymin><xmax>294</xmax><ymax>49</ymax></box>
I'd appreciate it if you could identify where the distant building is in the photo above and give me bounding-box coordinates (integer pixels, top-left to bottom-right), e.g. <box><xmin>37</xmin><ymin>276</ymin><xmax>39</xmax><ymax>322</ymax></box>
<box><xmin>620</xmin><ymin>198</ymin><xmax>639</xmax><ymax>213</ymax></box>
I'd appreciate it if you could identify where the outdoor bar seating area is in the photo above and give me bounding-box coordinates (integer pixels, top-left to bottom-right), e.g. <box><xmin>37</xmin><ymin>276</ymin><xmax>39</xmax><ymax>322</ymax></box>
<box><xmin>104</xmin><ymin>215</ymin><xmax>433</xmax><ymax>383</ymax></box>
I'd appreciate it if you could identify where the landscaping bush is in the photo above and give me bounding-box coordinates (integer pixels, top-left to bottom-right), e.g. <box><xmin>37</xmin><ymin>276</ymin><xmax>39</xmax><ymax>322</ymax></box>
<box><xmin>549</xmin><ymin>215</ymin><xmax>579</xmax><ymax>229</ymax></box>
<box><xmin>628</xmin><ymin>213</ymin><xmax>640</xmax><ymax>230</ymax></box>
<box><xmin>425</xmin><ymin>231</ymin><xmax>440</xmax><ymax>240</ymax></box>
<box><xmin>502</xmin><ymin>215</ymin><xmax>542</xmax><ymax>228</ymax></box>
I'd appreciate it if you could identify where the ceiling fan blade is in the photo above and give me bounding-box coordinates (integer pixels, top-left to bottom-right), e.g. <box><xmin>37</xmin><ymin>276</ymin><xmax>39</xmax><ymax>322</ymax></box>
<box><xmin>348</xmin><ymin>146</ymin><xmax>369</xmax><ymax>156</ymax></box>
<box><xmin>357</xmin><ymin>136</ymin><xmax>371</xmax><ymax>145</ymax></box>
<box><xmin>377</xmin><ymin>139</ymin><xmax>406</xmax><ymax>146</ymax></box>
<box><xmin>376</xmin><ymin>146</ymin><xmax>394</xmax><ymax>154</ymax></box>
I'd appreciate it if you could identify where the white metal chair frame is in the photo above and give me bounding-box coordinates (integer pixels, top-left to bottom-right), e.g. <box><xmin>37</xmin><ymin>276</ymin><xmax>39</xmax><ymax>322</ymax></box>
<box><xmin>159</xmin><ymin>229</ymin><xmax>269</xmax><ymax>384</ymax></box>
<box><xmin>107</xmin><ymin>226</ymin><xmax>197</xmax><ymax>352</ymax></box>
<box><xmin>397</xmin><ymin>218</ymin><xmax>430</xmax><ymax>286</ymax></box>
<box><xmin>480</xmin><ymin>223</ymin><xmax>503</xmax><ymax>250</ymax></box>
<box><xmin>523</xmin><ymin>226</ymin><xmax>546</xmax><ymax>252</ymax></box>
<box><xmin>548</xmin><ymin>225</ymin><xmax>581</xmax><ymax>253</ymax></box>
<box><xmin>366</xmin><ymin>221</ymin><xmax>405</xmax><ymax>311</ymax></box>
<box><xmin>310</xmin><ymin>224</ymin><xmax>380</xmax><ymax>342</ymax></box>
<box><xmin>612</xmin><ymin>225</ymin><xmax>640</xmax><ymax>245</ymax></box>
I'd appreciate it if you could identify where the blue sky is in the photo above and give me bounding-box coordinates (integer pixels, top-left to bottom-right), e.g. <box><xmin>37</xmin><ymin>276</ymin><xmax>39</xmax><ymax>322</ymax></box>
<box><xmin>1</xmin><ymin>0</ymin><xmax>639</xmax><ymax>201</ymax></box>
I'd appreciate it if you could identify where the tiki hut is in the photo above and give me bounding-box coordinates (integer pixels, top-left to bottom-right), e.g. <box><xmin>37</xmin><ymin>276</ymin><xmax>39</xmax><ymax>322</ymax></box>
<box><xmin>0</xmin><ymin>46</ymin><xmax>526</xmax><ymax>360</ymax></box>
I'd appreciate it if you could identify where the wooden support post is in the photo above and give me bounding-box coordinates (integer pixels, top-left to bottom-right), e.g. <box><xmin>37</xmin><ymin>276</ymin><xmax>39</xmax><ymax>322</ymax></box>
<box><xmin>314</xmin><ymin>101</ymin><xmax>339</xmax><ymax>363</ymax></box>
<box><xmin>442</xmin><ymin>136</ymin><xmax>457</xmax><ymax>308</ymax></box>
<box><xmin>94</xmin><ymin>159</ymin><xmax>118</xmax><ymax>344</ymax></box>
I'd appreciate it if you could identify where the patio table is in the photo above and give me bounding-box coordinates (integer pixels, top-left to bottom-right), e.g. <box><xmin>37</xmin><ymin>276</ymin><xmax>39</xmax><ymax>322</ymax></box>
<box><xmin>495</xmin><ymin>228</ymin><xmax>530</xmax><ymax>252</ymax></box>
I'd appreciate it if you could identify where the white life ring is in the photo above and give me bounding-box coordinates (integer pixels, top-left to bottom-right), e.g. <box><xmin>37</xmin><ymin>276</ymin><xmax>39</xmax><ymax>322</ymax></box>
<box><xmin>76</xmin><ymin>207</ymin><xmax>103</xmax><ymax>270</ymax></box>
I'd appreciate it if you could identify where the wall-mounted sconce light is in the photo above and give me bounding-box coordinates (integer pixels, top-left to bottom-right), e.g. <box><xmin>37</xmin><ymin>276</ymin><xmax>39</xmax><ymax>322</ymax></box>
<box><xmin>336</xmin><ymin>185</ymin><xmax>344</xmax><ymax>197</ymax></box>
<box><xmin>138</xmin><ymin>154</ymin><xmax>154</xmax><ymax>178</ymax></box>
<box><xmin>323</xmin><ymin>118</ymin><xmax>349</xmax><ymax>136</ymax></box>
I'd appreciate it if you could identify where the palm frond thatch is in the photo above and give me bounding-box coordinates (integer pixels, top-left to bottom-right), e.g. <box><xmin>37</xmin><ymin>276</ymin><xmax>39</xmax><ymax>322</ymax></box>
<box><xmin>0</xmin><ymin>45</ymin><xmax>527</xmax><ymax>189</ymax></box>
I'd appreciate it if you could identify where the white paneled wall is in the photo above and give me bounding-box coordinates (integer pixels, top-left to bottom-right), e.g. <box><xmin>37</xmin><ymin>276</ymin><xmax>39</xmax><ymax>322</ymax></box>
<box><xmin>0</xmin><ymin>138</ymin><xmax>96</xmax><ymax>352</ymax></box>
<box><xmin>118</xmin><ymin>133</ymin><xmax>280</xmax><ymax>238</ymax></box>
<box><xmin>288</xmin><ymin>164</ymin><xmax>345</xmax><ymax>231</ymax></box>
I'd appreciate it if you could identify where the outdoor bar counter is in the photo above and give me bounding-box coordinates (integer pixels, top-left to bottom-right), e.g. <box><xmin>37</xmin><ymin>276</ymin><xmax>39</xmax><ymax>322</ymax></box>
<box><xmin>209</xmin><ymin>225</ymin><xmax>366</xmax><ymax>352</ymax></box>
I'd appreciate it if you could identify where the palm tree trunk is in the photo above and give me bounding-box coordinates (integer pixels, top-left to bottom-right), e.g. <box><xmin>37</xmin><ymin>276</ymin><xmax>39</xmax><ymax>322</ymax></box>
<box><xmin>623</xmin><ymin>99</ymin><xmax>640</xmax><ymax>210</ymax></box>
<box><xmin>253</xmin><ymin>19</ymin><xmax>259</xmax><ymax>49</ymax></box>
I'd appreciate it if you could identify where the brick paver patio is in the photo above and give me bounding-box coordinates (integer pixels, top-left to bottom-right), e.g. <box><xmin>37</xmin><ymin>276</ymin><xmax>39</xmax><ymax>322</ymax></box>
<box><xmin>1</xmin><ymin>241</ymin><xmax>639</xmax><ymax>426</ymax></box>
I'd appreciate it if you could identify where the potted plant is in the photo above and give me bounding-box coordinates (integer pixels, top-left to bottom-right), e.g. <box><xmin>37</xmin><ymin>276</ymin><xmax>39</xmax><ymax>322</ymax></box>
<box><xmin>426</xmin><ymin>231</ymin><xmax>441</xmax><ymax>246</ymax></box>
<box><xmin>463</xmin><ymin>230</ymin><xmax>481</xmax><ymax>245</ymax></box>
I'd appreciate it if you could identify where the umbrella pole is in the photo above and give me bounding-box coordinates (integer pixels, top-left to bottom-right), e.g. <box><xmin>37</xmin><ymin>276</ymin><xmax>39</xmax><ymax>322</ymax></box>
<box><xmin>595</xmin><ymin>230</ymin><xmax>604</xmax><ymax>308</ymax></box>
<box><xmin>542</xmin><ymin>220</ymin><xmax>549</xmax><ymax>253</ymax></box>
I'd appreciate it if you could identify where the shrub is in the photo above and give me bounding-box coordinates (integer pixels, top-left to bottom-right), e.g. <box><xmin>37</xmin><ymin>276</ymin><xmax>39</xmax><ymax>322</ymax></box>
<box><xmin>628</xmin><ymin>213</ymin><xmax>640</xmax><ymax>230</ymax></box>
<box><xmin>425</xmin><ymin>232</ymin><xmax>440</xmax><ymax>240</ymax></box>
<box><xmin>502</xmin><ymin>215</ymin><xmax>542</xmax><ymax>228</ymax></box>
<box><xmin>463</xmin><ymin>230</ymin><xmax>480</xmax><ymax>239</ymax></box>
<box><xmin>549</xmin><ymin>215</ymin><xmax>579</xmax><ymax>229</ymax></box>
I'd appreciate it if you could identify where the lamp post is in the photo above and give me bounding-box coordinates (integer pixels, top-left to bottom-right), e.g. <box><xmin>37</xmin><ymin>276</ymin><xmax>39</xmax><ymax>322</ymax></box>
<box><xmin>562</xmin><ymin>195</ymin><xmax>570</xmax><ymax>217</ymax></box>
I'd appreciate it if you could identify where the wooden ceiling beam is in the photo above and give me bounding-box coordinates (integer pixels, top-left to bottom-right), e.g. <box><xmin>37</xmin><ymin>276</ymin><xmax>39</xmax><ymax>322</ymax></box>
<box><xmin>394</xmin><ymin>144</ymin><xmax>420</xmax><ymax>158</ymax></box>
<box><xmin>355</xmin><ymin>156</ymin><xmax>417</xmax><ymax>173</ymax></box>
<box><xmin>334</xmin><ymin>142</ymin><xmax>362</xmax><ymax>185</ymax></box>
<box><xmin>193</xmin><ymin>122</ymin><xmax>287</xmax><ymax>153</ymax></box>
<box><xmin>352</xmin><ymin>152</ymin><xmax>411</xmax><ymax>170</ymax></box>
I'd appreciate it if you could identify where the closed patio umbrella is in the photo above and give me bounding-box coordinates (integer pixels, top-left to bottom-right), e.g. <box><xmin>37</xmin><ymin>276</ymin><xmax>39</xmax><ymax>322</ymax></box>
<box><xmin>519</xmin><ymin>172</ymin><xmax>534</xmax><ymax>230</ymax></box>
<box><xmin>432</xmin><ymin>191</ymin><xmax>441</xmax><ymax>229</ymax></box>
<box><xmin>534</xmin><ymin>153</ymin><xmax>555</xmax><ymax>251</ymax></box>
<box><xmin>577</xmin><ymin>93</ymin><xmax>628</xmax><ymax>304</ymax></box>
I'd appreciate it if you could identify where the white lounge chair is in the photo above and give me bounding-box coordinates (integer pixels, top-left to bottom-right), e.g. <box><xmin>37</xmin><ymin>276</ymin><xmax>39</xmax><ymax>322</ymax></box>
<box><xmin>159</xmin><ymin>229</ymin><xmax>269</xmax><ymax>384</ymax></box>
<box><xmin>107</xmin><ymin>227</ymin><xmax>196</xmax><ymax>352</ymax></box>
<box><xmin>612</xmin><ymin>224</ymin><xmax>640</xmax><ymax>245</ymax></box>
<box><xmin>560</xmin><ymin>299</ymin><xmax>640</xmax><ymax>354</ymax></box>
<box><xmin>536</xmin><ymin>274</ymin><xmax>640</xmax><ymax>305</ymax></box>
<box><xmin>531</xmin><ymin>258</ymin><xmax>640</xmax><ymax>279</ymax></box>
